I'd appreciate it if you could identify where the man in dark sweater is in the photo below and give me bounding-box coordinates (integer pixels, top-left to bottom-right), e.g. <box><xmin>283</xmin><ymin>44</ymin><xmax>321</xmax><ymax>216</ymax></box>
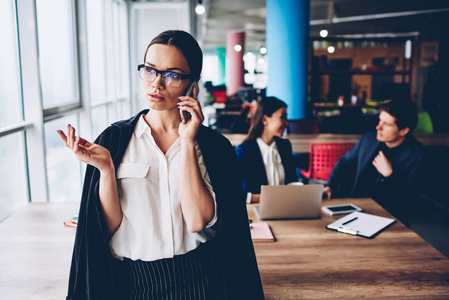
<box><xmin>323</xmin><ymin>100</ymin><xmax>424</xmax><ymax>224</ymax></box>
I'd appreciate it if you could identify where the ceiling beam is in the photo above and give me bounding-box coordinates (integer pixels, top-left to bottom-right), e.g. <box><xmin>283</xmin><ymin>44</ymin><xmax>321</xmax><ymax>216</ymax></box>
<box><xmin>310</xmin><ymin>8</ymin><xmax>449</xmax><ymax>26</ymax></box>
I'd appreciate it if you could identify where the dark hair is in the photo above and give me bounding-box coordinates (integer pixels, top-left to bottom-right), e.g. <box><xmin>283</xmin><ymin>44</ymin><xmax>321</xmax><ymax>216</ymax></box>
<box><xmin>144</xmin><ymin>30</ymin><xmax>203</xmax><ymax>80</ymax></box>
<box><xmin>243</xmin><ymin>96</ymin><xmax>287</xmax><ymax>142</ymax></box>
<box><xmin>380</xmin><ymin>99</ymin><xmax>418</xmax><ymax>132</ymax></box>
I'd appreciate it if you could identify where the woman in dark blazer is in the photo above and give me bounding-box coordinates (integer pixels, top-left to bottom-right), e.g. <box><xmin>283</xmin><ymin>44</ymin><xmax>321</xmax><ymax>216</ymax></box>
<box><xmin>57</xmin><ymin>30</ymin><xmax>263</xmax><ymax>300</ymax></box>
<box><xmin>235</xmin><ymin>97</ymin><xmax>298</xmax><ymax>203</ymax></box>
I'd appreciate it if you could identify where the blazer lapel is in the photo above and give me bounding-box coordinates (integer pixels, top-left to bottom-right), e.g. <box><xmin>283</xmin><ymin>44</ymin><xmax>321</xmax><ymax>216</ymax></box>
<box><xmin>249</xmin><ymin>140</ymin><xmax>269</xmax><ymax>186</ymax></box>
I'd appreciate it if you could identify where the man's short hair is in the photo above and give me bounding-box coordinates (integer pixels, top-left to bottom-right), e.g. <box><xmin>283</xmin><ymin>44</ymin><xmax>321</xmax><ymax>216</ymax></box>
<box><xmin>380</xmin><ymin>99</ymin><xmax>418</xmax><ymax>132</ymax></box>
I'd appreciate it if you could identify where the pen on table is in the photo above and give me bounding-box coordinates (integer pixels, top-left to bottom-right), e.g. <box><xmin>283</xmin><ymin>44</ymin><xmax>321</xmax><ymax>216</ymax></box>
<box><xmin>342</xmin><ymin>216</ymin><xmax>358</xmax><ymax>225</ymax></box>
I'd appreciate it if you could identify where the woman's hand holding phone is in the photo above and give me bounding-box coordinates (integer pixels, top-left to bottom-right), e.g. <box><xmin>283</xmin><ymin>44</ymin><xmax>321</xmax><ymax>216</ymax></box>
<box><xmin>179</xmin><ymin>81</ymin><xmax>197</xmax><ymax>124</ymax></box>
<box><xmin>177</xmin><ymin>81</ymin><xmax>204</xmax><ymax>140</ymax></box>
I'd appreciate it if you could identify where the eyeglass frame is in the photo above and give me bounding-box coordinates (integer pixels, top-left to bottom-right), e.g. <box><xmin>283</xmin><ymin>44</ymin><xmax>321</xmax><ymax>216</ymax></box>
<box><xmin>137</xmin><ymin>64</ymin><xmax>194</xmax><ymax>87</ymax></box>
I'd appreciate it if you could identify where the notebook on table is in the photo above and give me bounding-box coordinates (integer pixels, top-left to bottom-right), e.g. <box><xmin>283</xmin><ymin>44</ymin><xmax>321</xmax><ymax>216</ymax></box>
<box><xmin>250</xmin><ymin>222</ymin><xmax>275</xmax><ymax>242</ymax></box>
<box><xmin>254</xmin><ymin>184</ymin><xmax>324</xmax><ymax>220</ymax></box>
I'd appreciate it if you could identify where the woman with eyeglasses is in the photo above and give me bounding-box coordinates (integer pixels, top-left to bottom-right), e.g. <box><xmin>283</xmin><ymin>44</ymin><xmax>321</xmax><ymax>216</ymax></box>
<box><xmin>58</xmin><ymin>30</ymin><xmax>263</xmax><ymax>300</ymax></box>
<box><xmin>235</xmin><ymin>97</ymin><xmax>299</xmax><ymax>204</ymax></box>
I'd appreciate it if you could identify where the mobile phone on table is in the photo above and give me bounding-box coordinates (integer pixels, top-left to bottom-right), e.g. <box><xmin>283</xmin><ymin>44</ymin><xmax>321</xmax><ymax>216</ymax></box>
<box><xmin>321</xmin><ymin>204</ymin><xmax>362</xmax><ymax>215</ymax></box>
<box><xmin>180</xmin><ymin>80</ymin><xmax>199</xmax><ymax>124</ymax></box>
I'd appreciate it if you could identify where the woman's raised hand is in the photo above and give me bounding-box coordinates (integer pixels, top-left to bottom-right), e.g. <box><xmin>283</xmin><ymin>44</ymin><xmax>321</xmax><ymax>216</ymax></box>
<box><xmin>177</xmin><ymin>85</ymin><xmax>204</xmax><ymax>140</ymax></box>
<box><xmin>57</xmin><ymin>124</ymin><xmax>114</xmax><ymax>172</ymax></box>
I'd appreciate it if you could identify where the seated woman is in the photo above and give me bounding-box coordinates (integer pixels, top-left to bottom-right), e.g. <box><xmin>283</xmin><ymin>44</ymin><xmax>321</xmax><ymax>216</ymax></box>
<box><xmin>235</xmin><ymin>97</ymin><xmax>298</xmax><ymax>203</ymax></box>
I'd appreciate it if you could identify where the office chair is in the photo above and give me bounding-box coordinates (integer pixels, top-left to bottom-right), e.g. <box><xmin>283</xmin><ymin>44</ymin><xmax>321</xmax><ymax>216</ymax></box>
<box><xmin>300</xmin><ymin>142</ymin><xmax>355</xmax><ymax>182</ymax></box>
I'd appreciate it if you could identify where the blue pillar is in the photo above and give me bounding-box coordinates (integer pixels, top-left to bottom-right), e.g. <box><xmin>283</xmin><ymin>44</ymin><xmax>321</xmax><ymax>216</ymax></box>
<box><xmin>266</xmin><ymin>0</ymin><xmax>310</xmax><ymax>119</ymax></box>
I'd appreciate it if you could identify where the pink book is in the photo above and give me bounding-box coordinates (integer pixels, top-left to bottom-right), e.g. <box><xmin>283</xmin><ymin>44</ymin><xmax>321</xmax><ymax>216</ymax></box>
<box><xmin>250</xmin><ymin>222</ymin><xmax>275</xmax><ymax>242</ymax></box>
<box><xmin>64</xmin><ymin>220</ymin><xmax>77</xmax><ymax>228</ymax></box>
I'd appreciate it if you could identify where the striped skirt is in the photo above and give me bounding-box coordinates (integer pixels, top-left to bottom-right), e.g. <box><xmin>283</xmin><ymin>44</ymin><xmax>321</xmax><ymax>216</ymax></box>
<box><xmin>125</xmin><ymin>247</ymin><xmax>218</xmax><ymax>300</ymax></box>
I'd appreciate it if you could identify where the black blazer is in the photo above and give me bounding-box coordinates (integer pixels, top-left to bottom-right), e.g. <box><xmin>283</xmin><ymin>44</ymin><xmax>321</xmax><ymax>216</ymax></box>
<box><xmin>66</xmin><ymin>110</ymin><xmax>264</xmax><ymax>300</ymax></box>
<box><xmin>235</xmin><ymin>137</ymin><xmax>298</xmax><ymax>194</ymax></box>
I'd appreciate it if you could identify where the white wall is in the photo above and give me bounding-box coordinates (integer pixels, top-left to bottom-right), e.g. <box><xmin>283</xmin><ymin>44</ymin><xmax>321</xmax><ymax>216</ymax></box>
<box><xmin>130</xmin><ymin>2</ymin><xmax>191</xmax><ymax>113</ymax></box>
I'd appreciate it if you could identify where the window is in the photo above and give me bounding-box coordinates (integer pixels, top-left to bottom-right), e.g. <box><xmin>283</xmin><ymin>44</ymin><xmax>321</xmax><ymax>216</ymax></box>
<box><xmin>86</xmin><ymin>0</ymin><xmax>107</xmax><ymax>105</ymax></box>
<box><xmin>114</xmin><ymin>0</ymin><xmax>130</xmax><ymax>115</ymax></box>
<box><xmin>44</xmin><ymin>116</ymin><xmax>82</xmax><ymax>202</ymax></box>
<box><xmin>83</xmin><ymin>0</ymin><xmax>131</xmax><ymax>138</ymax></box>
<box><xmin>0</xmin><ymin>133</ymin><xmax>28</xmax><ymax>222</ymax></box>
<box><xmin>36</xmin><ymin>0</ymin><xmax>78</xmax><ymax>110</ymax></box>
<box><xmin>91</xmin><ymin>105</ymin><xmax>109</xmax><ymax>138</ymax></box>
<box><xmin>131</xmin><ymin>1</ymin><xmax>189</xmax><ymax>113</ymax></box>
<box><xmin>0</xmin><ymin>0</ymin><xmax>22</xmax><ymax>127</ymax></box>
<box><xmin>0</xmin><ymin>1</ymin><xmax>28</xmax><ymax>221</ymax></box>
<box><xmin>1</xmin><ymin>0</ymin><xmax>130</xmax><ymax>216</ymax></box>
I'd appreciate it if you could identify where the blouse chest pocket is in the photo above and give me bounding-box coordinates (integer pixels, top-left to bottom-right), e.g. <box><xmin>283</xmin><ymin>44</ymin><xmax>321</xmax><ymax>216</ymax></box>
<box><xmin>116</xmin><ymin>163</ymin><xmax>150</xmax><ymax>179</ymax></box>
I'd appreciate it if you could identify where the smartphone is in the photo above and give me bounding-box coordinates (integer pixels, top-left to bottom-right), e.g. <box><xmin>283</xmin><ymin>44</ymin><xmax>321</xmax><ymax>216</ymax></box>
<box><xmin>180</xmin><ymin>80</ymin><xmax>199</xmax><ymax>124</ymax></box>
<box><xmin>321</xmin><ymin>204</ymin><xmax>362</xmax><ymax>215</ymax></box>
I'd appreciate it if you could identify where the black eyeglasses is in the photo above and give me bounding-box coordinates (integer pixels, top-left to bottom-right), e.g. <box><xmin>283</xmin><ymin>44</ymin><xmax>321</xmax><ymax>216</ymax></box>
<box><xmin>137</xmin><ymin>64</ymin><xmax>192</xmax><ymax>87</ymax></box>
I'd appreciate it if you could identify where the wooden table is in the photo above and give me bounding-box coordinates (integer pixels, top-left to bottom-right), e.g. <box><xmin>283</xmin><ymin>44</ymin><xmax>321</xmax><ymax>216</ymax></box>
<box><xmin>249</xmin><ymin>198</ymin><xmax>449</xmax><ymax>299</ymax></box>
<box><xmin>2</xmin><ymin>200</ymin><xmax>448</xmax><ymax>299</ymax></box>
<box><xmin>0</xmin><ymin>202</ymin><xmax>78</xmax><ymax>300</ymax></box>
<box><xmin>224</xmin><ymin>133</ymin><xmax>449</xmax><ymax>153</ymax></box>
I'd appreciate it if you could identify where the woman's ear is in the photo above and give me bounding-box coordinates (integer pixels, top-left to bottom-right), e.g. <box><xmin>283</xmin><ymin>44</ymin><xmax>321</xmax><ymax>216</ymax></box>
<box><xmin>262</xmin><ymin>115</ymin><xmax>268</xmax><ymax>126</ymax></box>
<box><xmin>191</xmin><ymin>77</ymin><xmax>200</xmax><ymax>98</ymax></box>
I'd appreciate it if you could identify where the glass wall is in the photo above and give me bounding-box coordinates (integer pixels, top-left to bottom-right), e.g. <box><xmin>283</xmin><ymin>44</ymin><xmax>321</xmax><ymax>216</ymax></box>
<box><xmin>44</xmin><ymin>115</ymin><xmax>82</xmax><ymax>202</ymax></box>
<box><xmin>91</xmin><ymin>105</ymin><xmax>109</xmax><ymax>138</ymax></box>
<box><xmin>0</xmin><ymin>1</ymin><xmax>28</xmax><ymax>221</ymax></box>
<box><xmin>114</xmin><ymin>0</ymin><xmax>130</xmax><ymax>120</ymax></box>
<box><xmin>36</xmin><ymin>0</ymin><xmax>78</xmax><ymax>110</ymax></box>
<box><xmin>86</xmin><ymin>0</ymin><xmax>107</xmax><ymax>105</ymax></box>
<box><xmin>0</xmin><ymin>133</ymin><xmax>28</xmax><ymax>222</ymax></box>
<box><xmin>131</xmin><ymin>1</ymin><xmax>189</xmax><ymax>112</ymax></box>
<box><xmin>35</xmin><ymin>0</ymin><xmax>83</xmax><ymax>201</ymax></box>
<box><xmin>0</xmin><ymin>0</ymin><xmax>130</xmax><ymax>221</ymax></box>
<box><xmin>86</xmin><ymin>0</ymin><xmax>130</xmax><ymax>138</ymax></box>
<box><xmin>0</xmin><ymin>0</ymin><xmax>22</xmax><ymax>127</ymax></box>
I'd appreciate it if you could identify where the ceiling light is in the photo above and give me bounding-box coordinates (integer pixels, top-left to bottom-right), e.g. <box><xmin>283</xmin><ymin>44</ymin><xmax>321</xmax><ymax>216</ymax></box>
<box><xmin>327</xmin><ymin>45</ymin><xmax>335</xmax><ymax>54</ymax></box>
<box><xmin>320</xmin><ymin>29</ymin><xmax>328</xmax><ymax>38</ymax></box>
<box><xmin>234</xmin><ymin>44</ymin><xmax>242</xmax><ymax>52</ymax></box>
<box><xmin>195</xmin><ymin>4</ymin><xmax>205</xmax><ymax>15</ymax></box>
<box><xmin>259</xmin><ymin>46</ymin><xmax>267</xmax><ymax>55</ymax></box>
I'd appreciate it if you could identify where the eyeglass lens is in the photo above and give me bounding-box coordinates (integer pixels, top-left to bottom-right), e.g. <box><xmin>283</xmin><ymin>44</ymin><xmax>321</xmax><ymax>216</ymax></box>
<box><xmin>139</xmin><ymin>66</ymin><xmax>182</xmax><ymax>87</ymax></box>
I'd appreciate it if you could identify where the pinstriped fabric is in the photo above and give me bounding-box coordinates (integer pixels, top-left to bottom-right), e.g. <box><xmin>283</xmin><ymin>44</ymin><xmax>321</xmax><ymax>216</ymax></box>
<box><xmin>126</xmin><ymin>248</ymin><xmax>214</xmax><ymax>300</ymax></box>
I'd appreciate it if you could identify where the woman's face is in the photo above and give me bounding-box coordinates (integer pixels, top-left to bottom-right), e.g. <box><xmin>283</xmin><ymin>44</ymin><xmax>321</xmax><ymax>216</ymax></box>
<box><xmin>262</xmin><ymin>107</ymin><xmax>288</xmax><ymax>138</ymax></box>
<box><xmin>142</xmin><ymin>44</ymin><xmax>191</xmax><ymax>112</ymax></box>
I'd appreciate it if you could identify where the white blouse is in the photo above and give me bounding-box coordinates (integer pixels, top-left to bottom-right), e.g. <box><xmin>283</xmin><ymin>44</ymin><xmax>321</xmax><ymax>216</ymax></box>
<box><xmin>246</xmin><ymin>138</ymin><xmax>285</xmax><ymax>203</ymax></box>
<box><xmin>109</xmin><ymin>115</ymin><xmax>217</xmax><ymax>261</ymax></box>
<box><xmin>257</xmin><ymin>138</ymin><xmax>285</xmax><ymax>186</ymax></box>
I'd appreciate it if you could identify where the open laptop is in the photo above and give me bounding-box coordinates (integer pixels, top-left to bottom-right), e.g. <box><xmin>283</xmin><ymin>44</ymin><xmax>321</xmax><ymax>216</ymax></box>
<box><xmin>255</xmin><ymin>184</ymin><xmax>324</xmax><ymax>220</ymax></box>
